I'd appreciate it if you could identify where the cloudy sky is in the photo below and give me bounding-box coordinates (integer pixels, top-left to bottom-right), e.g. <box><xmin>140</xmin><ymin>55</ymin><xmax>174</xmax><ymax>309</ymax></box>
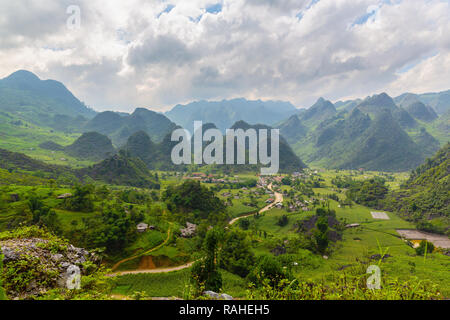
<box><xmin>0</xmin><ymin>0</ymin><xmax>449</xmax><ymax>112</ymax></box>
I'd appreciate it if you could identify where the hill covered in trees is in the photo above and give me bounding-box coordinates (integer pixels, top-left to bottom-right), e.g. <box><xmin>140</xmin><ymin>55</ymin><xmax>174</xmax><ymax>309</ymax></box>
<box><xmin>278</xmin><ymin>93</ymin><xmax>445</xmax><ymax>171</ymax></box>
<box><xmin>0</xmin><ymin>148</ymin><xmax>68</xmax><ymax>177</ymax></box>
<box><xmin>84</xmin><ymin>108</ymin><xmax>177</xmax><ymax>147</ymax></box>
<box><xmin>78</xmin><ymin>151</ymin><xmax>160</xmax><ymax>189</ymax></box>
<box><xmin>64</xmin><ymin>132</ymin><xmax>116</xmax><ymax>161</ymax></box>
<box><xmin>0</xmin><ymin>147</ymin><xmax>159</xmax><ymax>189</ymax></box>
<box><xmin>0</xmin><ymin>70</ymin><xmax>95</xmax><ymax>130</ymax></box>
<box><xmin>381</xmin><ymin>143</ymin><xmax>449</xmax><ymax>235</ymax></box>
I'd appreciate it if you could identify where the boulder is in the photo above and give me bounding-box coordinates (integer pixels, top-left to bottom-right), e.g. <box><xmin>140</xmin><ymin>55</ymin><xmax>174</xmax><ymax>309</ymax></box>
<box><xmin>203</xmin><ymin>291</ymin><xmax>234</xmax><ymax>300</ymax></box>
<box><xmin>204</xmin><ymin>291</ymin><xmax>220</xmax><ymax>299</ymax></box>
<box><xmin>57</xmin><ymin>265</ymin><xmax>81</xmax><ymax>290</ymax></box>
<box><xmin>220</xmin><ymin>293</ymin><xmax>234</xmax><ymax>300</ymax></box>
<box><xmin>1</xmin><ymin>247</ymin><xmax>20</xmax><ymax>262</ymax></box>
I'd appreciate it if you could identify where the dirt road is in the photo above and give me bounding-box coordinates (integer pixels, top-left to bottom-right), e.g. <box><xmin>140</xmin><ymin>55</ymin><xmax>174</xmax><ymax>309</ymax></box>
<box><xmin>111</xmin><ymin>224</ymin><xmax>173</xmax><ymax>272</ymax></box>
<box><xmin>229</xmin><ymin>183</ymin><xmax>283</xmax><ymax>226</ymax></box>
<box><xmin>110</xmin><ymin>184</ymin><xmax>283</xmax><ymax>276</ymax></box>
<box><xmin>111</xmin><ymin>261</ymin><xmax>196</xmax><ymax>276</ymax></box>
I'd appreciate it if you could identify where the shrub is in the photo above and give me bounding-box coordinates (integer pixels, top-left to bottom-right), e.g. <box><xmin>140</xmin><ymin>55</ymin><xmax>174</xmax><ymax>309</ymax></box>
<box><xmin>415</xmin><ymin>240</ymin><xmax>435</xmax><ymax>256</ymax></box>
<box><xmin>276</xmin><ymin>215</ymin><xmax>289</xmax><ymax>227</ymax></box>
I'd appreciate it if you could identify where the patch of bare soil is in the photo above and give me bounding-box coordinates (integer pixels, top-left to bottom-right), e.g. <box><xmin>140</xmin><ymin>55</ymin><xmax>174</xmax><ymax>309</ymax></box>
<box><xmin>396</xmin><ymin>229</ymin><xmax>450</xmax><ymax>249</ymax></box>
<box><xmin>138</xmin><ymin>255</ymin><xmax>173</xmax><ymax>270</ymax></box>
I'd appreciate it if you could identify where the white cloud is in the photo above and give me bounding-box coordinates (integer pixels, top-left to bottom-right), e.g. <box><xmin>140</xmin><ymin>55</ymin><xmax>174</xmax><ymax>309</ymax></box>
<box><xmin>0</xmin><ymin>0</ymin><xmax>448</xmax><ymax>111</ymax></box>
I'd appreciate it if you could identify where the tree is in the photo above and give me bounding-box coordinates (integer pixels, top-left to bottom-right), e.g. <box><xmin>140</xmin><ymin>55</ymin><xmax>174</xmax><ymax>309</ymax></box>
<box><xmin>277</xmin><ymin>215</ymin><xmax>289</xmax><ymax>227</ymax></box>
<box><xmin>415</xmin><ymin>240</ymin><xmax>435</xmax><ymax>256</ymax></box>
<box><xmin>346</xmin><ymin>178</ymin><xmax>388</xmax><ymax>207</ymax></box>
<box><xmin>63</xmin><ymin>184</ymin><xmax>94</xmax><ymax>212</ymax></box>
<box><xmin>219</xmin><ymin>230</ymin><xmax>255</xmax><ymax>277</ymax></box>
<box><xmin>281</xmin><ymin>177</ymin><xmax>291</xmax><ymax>186</ymax></box>
<box><xmin>312</xmin><ymin>209</ymin><xmax>334</xmax><ymax>254</ymax></box>
<box><xmin>27</xmin><ymin>196</ymin><xmax>62</xmax><ymax>234</ymax></box>
<box><xmin>191</xmin><ymin>229</ymin><xmax>223</xmax><ymax>293</ymax></box>
<box><xmin>163</xmin><ymin>180</ymin><xmax>226</xmax><ymax>224</ymax></box>
<box><xmin>247</xmin><ymin>255</ymin><xmax>291</xmax><ymax>288</ymax></box>
<box><xmin>80</xmin><ymin>204</ymin><xmax>137</xmax><ymax>253</ymax></box>
<box><xmin>239</xmin><ymin>218</ymin><xmax>250</xmax><ymax>230</ymax></box>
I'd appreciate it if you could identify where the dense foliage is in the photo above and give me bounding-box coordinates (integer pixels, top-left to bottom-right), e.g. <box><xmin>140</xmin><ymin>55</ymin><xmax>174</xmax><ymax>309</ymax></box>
<box><xmin>218</xmin><ymin>230</ymin><xmax>255</xmax><ymax>277</ymax></box>
<box><xmin>0</xmin><ymin>227</ymin><xmax>113</xmax><ymax>300</ymax></box>
<box><xmin>62</xmin><ymin>184</ymin><xmax>94</xmax><ymax>212</ymax></box>
<box><xmin>247</xmin><ymin>266</ymin><xmax>443</xmax><ymax>300</ymax></box>
<box><xmin>79</xmin><ymin>151</ymin><xmax>160</xmax><ymax>189</ymax></box>
<box><xmin>247</xmin><ymin>255</ymin><xmax>292</xmax><ymax>288</ymax></box>
<box><xmin>381</xmin><ymin>143</ymin><xmax>449</xmax><ymax>235</ymax></box>
<box><xmin>346</xmin><ymin>177</ymin><xmax>389</xmax><ymax>207</ymax></box>
<box><xmin>64</xmin><ymin>132</ymin><xmax>115</xmax><ymax>161</ymax></box>
<box><xmin>163</xmin><ymin>180</ymin><xmax>227</xmax><ymax>224</ymax></box>
<box><xmin>282</xmin><ymin>93</ymin><xmax>444</xmax><ymax>171</ymax></box>
<box><xmin>191</xmin><ymin>229</ymin><xmax>223</xmax><ymax>294</ymax></box>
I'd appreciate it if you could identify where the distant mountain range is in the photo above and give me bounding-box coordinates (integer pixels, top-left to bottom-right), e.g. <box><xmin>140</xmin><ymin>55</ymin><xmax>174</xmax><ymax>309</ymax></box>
<box><xmin>395</xmin><ymin>91</ymin><xmax>450</xmax><ymax>116</ymax></box>
<box><xmin>83</xmin><ymin>108</ymin><xmax>177</xmax><ymax>147</ymax></box>
<box><xmin>121</xmin><ymin>120</ymin><xmax>306</xmax><ymax>173</ymax></box>
<box><xmin>0</xmin><ymin>70</ymin><xmax>448</xmax><ymax>172</ymax></box>
<box><xmin>278</xmin><ymin>92</ymin><xmax>448</xmax><ymax>171</ymax></box>
<box><xmin>165</xmin><ymin>98</ymin><xmax>299</xmax><ymax>133</ymax></box>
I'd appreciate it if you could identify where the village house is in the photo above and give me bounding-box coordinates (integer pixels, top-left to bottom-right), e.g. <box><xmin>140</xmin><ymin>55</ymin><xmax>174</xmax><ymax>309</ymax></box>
<box><xmin>136</xmin><ymin>223</ymin><xmax>149</xmax><ymax>233</ymax></box>
<box><xmin>180</xmin><ymin>222</ymin><xmax>198</xmax><ymax>238</ymax></box>
<box><xmin>57</xmin><ymin>193</ymin><xmax>72</xmax><ymax>199</ymax></box>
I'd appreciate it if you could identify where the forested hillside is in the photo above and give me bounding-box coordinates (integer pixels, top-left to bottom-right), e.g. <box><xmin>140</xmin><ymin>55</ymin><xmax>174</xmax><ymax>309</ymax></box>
<box><xmin>382</xmin><ymin>143</ymin><xmax>449</xmax><ymax>235</ymax></box>
<box><xmin>0</xmin><ymin>70</ymin><xmax>95</xmax><ymax>129</ymax></box>
<box><xmin>277</xmin><ymin>93</ymin><xmax>446</xmax><ymax>171</ymax></box>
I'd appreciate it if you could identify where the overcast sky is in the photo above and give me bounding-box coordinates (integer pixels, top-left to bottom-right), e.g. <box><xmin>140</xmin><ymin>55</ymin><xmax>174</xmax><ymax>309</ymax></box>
<box><xmin>0</xmin><ymin>0</ymin><xmax>449</xmax><ymax>112</ymax></box>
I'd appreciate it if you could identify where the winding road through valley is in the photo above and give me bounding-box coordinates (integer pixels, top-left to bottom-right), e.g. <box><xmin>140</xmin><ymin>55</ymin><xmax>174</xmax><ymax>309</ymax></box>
<box><xmin>229</xmin><ymin>183</ymin><xmax>283</xmax><ymax>226</ymax></box>
<box><xmin>109</xmin><ymin>183</ymin><xmax>283</xmax><ymax>277</ymax></box>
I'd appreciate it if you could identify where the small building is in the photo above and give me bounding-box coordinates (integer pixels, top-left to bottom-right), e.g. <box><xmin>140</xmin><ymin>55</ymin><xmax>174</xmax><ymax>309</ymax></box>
<box><xmin>180</xmin><ymin>222</ymin><xmax>198</xmax><ymax>238</ymax></box>
<box><xmin>57</xmin><ymin>193</ymin><xmax>73</xmax><ymax>199</ymax></box>
<box><xmin>137</xmin><ymin>223</ymin><xmax>149</xmax><ymax>233</ymax></box>
<box><xmin>346</xmin><ymin>223</ymin><xmax>360</xmax><ymax>229</ymax></box>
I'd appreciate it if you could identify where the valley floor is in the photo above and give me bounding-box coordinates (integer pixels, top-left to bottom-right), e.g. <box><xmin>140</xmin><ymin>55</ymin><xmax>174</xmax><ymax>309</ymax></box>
<box><xmin>108</xmin><ymin>170</ymin><xmax>449</xmax><ymax>299</ymax></box>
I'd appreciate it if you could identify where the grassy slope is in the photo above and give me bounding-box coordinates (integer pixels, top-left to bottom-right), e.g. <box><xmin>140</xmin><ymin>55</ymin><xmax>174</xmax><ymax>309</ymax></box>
<box><xmin>247</xmin><ymin>174</ymin><xmax>450</xmax><ymax>296</ymax></box>
<box><xmin>0</xmin><ymin>112</ymin><xmax>92</xmax><ymax>168</ymax></box>
<box><xmin>112</xmin><ymin>268</ymin><xmax>247</xmax><ymax>298</ymax></box>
